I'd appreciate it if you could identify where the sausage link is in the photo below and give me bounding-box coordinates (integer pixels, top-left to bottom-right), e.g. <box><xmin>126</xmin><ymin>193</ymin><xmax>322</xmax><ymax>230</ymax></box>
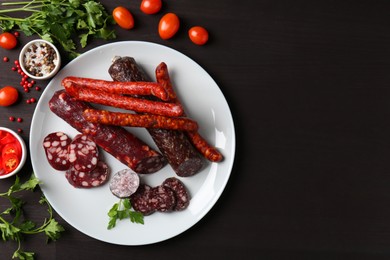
<box><xmin>49</xmin><ymin>90</ymin><xmax>167</xmax><ymax>174</ymax></box>
<box><xmin>64</xmin><ymin>82</ymin><xmax>183</xmax><ymax>117</ymax></box>
<box><xmin>62</xmin><ymin>76</ymin><xmax>169</xmax><ymax>101</ymax></box>
<box><xmin>155</xmin><ymin>62</ymin><xmax>223</xmax><ymax>162</ymax></box>
<box><xmin>83</xmin><ymin>108</ymin><xmax>198</xmax><ymax>131</ymax></box>
<box><xmin>109</xmin><ymin>57</ymin><xmax>205</xmax><ymax>177</ymax></box>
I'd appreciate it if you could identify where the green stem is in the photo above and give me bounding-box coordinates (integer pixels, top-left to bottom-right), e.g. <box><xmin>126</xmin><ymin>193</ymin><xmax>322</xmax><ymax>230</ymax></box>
<box><xmin>0</xmin><ymin>7</ymin><xmax>42</xmax><ymax>14</ymax></box>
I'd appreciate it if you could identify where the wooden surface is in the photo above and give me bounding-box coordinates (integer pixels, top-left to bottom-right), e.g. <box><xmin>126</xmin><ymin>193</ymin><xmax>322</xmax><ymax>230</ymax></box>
<box><xmin>2</xmin><ymin>0</ymin><xmax>390</xmax><ymax>259</ymax></box>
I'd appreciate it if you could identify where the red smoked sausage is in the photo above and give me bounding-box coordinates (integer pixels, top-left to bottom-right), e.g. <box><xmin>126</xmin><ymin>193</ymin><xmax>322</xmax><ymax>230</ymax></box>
<box><xmin>155</xmin><ymin>62</ymin><xmax>223</xmax><ymax>162</ymax></box>
<box><xmin>64</xmin><ymin>82</ymin><xmax>183</xmax><ymax>117</ymax></box>
<box><xmin>62</xmin><ymin>76</ymin><xmax>169</xmax><ymax>101</ymax></box>
<box><xmin>83</xmin><ymin>108</ymin><xmax>198</xmax><ymax>131</ymax></box>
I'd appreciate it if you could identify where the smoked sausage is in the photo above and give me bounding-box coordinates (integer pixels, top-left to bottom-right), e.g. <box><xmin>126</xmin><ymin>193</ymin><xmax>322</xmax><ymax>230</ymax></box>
<box><xmin>108</xmin><ymin>57</ymin><xmax>205</xmax><ymax>177</ymax></box>
<box><xmin>49</xmin><ymin>90</ymin><xmax>167</xmax><ymax>174</ymax></box>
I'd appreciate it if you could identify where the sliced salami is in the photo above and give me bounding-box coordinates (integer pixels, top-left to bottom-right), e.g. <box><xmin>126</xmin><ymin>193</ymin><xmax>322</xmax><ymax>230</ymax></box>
<box><xmin>162</xmin><ymin>177</ymin><xmax>190</xmax><ymax>211</ymax></box>
<box><xmin>65</xmin><ymin>161</ymin><xmax>110</xmax><ymax>188</ymax></box>
<box><xmin>68</xmin><ymin>134</ymin><xmax>99</xmax><ymax>173</ymax></box>
<box><xmin>109</xmin><ymin>169</ymin><xmax>140</xmax><ymax>198</ymax></box>
<box><xmin>130</xmin><ymin>184</ymin><xmax>155</xmax><ymax>215</ymax></box>
<box><xmin>149</xmin><ymin>185</ymin><xmax>176</xmax><ymax>212</ymax></box>
<box><xmin>43</xmin><ymin>132</ymin><xmax>72</xmax><ymax>171</ymax></box>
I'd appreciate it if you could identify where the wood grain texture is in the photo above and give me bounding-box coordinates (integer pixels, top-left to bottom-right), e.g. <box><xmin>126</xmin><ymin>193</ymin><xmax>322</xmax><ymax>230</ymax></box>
<box><xmin>2</xmin><ymin>0</ymin><xmax>390</xmax><ymax>259</ymax></box>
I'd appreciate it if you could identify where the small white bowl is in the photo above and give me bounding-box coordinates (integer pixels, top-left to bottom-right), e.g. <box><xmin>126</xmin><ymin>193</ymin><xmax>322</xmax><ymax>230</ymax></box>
<box><xmin>19</xmin><ymin>39</ymin><xmax>61</xmax><ymax>80</ymax></box>
<box><xmin>0</xmin><ymin>127</ymin><xmax>27</xmax><ymax>179</ymax></box>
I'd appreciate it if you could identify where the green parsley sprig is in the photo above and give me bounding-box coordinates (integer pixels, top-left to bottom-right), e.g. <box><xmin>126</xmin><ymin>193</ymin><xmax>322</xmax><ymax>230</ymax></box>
<box><xmin>107</xmin><ymin>198</ymin><xmax>144</xmax><ymax>229</ymax></box>
<box><xmin>0</xmin><ymin>0</ymin><xmax>116</xmax><ymax>59</ymax></box>
<box><xmin>0</xmin><ymin>174</ymin><xmax>65</xmax><ymax>260</ymax></box>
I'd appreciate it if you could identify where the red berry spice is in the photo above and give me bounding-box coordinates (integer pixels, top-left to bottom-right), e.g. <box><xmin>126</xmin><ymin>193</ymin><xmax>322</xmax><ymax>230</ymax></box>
<box><xmin>35</xmin><ymin>86</ymin><xmax>41</xmax><ymax>91</ymax></box>
<box><xmin>17</xmin><ymin>128</ymin><xmax>23</xmax><ymax>133</ymax></box>
<box><xmin>9</xmin><ymin>116</ymin><xmax>15</xmax><ymax>122</ymax></box>
<box><xmin>14</xmin><ymin>31</ymin><xmax>20</xmax><ymax>37</ymax></box>
<box><xmin>17</xmin><ymin>117</ymin><xmax>22</xmax><ymax>123</ymax></box>
<box><xmin>3</xmin><ymin>57</ymin><xmax>9</xmax><ymax>62</ymax></box>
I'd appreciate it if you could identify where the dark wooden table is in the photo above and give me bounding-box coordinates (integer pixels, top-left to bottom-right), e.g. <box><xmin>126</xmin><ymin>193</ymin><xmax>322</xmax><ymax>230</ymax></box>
<box><xmin>2</xmin><ymin>0</ymin><xmax>390</xmax><ymax>259</ymax></box>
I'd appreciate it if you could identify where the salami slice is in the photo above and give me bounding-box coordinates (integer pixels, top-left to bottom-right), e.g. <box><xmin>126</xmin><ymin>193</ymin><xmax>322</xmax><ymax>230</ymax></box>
<box><xmin>149</xmin><ymin>185</ymin><xmax>176</xmax><ymax>212</ymax></box>
<box><xmin>109</xmin><ymin>169</ymin><xmax>140</xmax><ymax>198</ymax></box>
<box><xmin>68</xmin><ymin>134</ymin><xmax>99</xmax><ymax>172</ymax></box>
<box><xmin>162</xmin><ymin>177</ymin><xmax>190</xmax><ymax>211</ymax></box>
<box><xmin>130</xmin><ymin>184</ymin><xmax>155</xmax><ymax>215</ymax></box>
<box><xmin>65</xmin><ymin>161</ymin><xmax>110</xmax><ymax>188</ymax></box>
<box><xmin>42</xmin><ymin>132</ymin><xmax>71</xmax><ymax>171</ymax></box>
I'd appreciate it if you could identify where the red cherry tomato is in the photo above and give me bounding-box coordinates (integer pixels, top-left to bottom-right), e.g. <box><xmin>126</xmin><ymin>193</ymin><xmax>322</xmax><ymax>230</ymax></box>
<box><xmin>140</xmin><ymin>0</ymin><xmax>162</xmax><ymax>15</ymax></box>
<box><xmin>0</xmin><ymin>32</ymin><xmax>17</xmax><ymax>50</ymax></box>
<box><xmin>188</xmin><ymin>26</ymin><xmax>209</xmax><ymax>45</ymax></box>
<box><xmin>112</xmin><ymin>6</ymin><xmax>134</xmax><ymax>30</ymax></box>
<box><xmin>158</xmin><ymin>13</ymin><xmax>180</xmax><ymax>40</ymax></box>
<box><xmin>0</xmin><ymin>86</ymin><xmax>19</xmax><ymax>106</ymax></box>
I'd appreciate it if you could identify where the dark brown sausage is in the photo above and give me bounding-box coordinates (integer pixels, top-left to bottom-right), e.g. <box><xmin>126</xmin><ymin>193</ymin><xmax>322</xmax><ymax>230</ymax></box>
<box><xmin>108</xmin><ymin>57</ymin><xmax>205</xmax><ymax>177</ymax></box>
<box><xmin>83</xmin><ymin>108</ymin><xmax>198</xmax><ymax>131</ymax></box>
<box><xmin>162</xmin><ymin>177</ymin><xmax>190</xmax><ymax>211</ymax></box>
<box><xmin>49</xmin><ymin>90</ymin><xmax>167</xmax><ymax>174</ymax></box>
<box><xmin>64</xmin><ymin>82</ymin><xmax>183</xmax><ymax>117</ymax></box>
<box><xmin>155</xmin><ymin>62</ymin><xmax>223</xmax><ymax>162</ymax></box>
<box><xmin>62</xmin><ymin>76</ymin><xmax>169</xmax><ymax>101</ymax></box>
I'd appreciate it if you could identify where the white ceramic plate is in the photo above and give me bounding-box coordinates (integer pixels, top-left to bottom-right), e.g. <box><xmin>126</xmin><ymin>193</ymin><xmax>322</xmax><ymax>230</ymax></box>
<box><xmin>30</xmin><ymin>41</ymin><xmax>235</xmax><ymax>245</ymax></box>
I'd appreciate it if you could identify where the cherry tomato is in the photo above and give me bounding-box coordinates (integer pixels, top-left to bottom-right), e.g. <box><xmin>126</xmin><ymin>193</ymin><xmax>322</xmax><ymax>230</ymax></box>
<box><xmin>140</xmin><ymin>0</ymin><xmax>162</xmax><ymax>15</ymax></box>
<box><xmin>0</xmin><ymin>86</ymin><xmax>19</xmax><ymax>106</ymax></box>
<box><xmin>0</xmin><ymin>32</ymin><xmax>17</xmax><ymax>50</ymax></box>
<box><xmin>188</xmin><ymin>26</ymin><xmax>209</xmax><ymax>45</ymax></box>
<box><xmin>112</xmin><ymin>6</ymin><xmax>134</xmax><ymax>30</ymax></box>
<box><xmin>2</xmin><ymin>153</ymin><xmax>19</xmax><ymax>173</ymax></box>
<box><xmin>158</xmin><ymin>13</ymin><xmax>180</xmax><ymax>40</ymax></box>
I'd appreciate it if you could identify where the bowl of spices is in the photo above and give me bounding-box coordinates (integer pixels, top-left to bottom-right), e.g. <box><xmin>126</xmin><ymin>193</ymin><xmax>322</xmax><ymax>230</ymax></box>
<box><xmin>19</xmin><ymin>39</ymin><xmax>61</xmax><ymax>80</ymax></box>
<box><xmin>0</xmin><ymin>127</ymin><xmax>27</xmax><ymax>179</ymax></box>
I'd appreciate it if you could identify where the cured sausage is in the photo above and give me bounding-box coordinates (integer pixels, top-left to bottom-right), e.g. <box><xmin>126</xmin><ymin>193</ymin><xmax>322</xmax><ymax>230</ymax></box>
<box><xmin>83</xmin><ymin>108</ymin><xmax>198</xmax><ymax>131</ymax></box>
<box><xmin>109</xmin><ymin>169</ymin><xmax>140</xmax><ymax>198</ymax></box>
<box><xmin>64</xmin><ymin>82</ymin><xmax>183</xmax><ymax>117</ymax></box>
<box><xmin>62</xmin><ymin>76</ymin><xmax>169</xmax><ymax>101</ymax></box>
<box><xmin>68</xmin><ymin>134</ymin><xmax>99</xmax><ymax>173</ymax></box>
<box><xmin>109</xmin><ymin>57</ymin><xmax>205</xmax><ymax>177</ymax></box>
<box><xmin>149</xmin><ymin>185</ymin><xmax>176</xmax><ymax>212</ymax></box>
<box><xmin>49</xmin><ymin>90</ymin><xmax>167</xmax><ymax>174</ymax></box>
<box><xmin>130</xmin><ymin>184</ymin><xmax>155</xmax><ymax>215</ymax></box>
<box><xmin>42</xmin><ymin>132</ymin><xmax>72</xmax><ymax>171</ymax></box>
<box><xmin>65</xmin><ymin>160</ymin><xmax>109</xmax><ymax>188</ymax></box>
<box><xmin>162</xmin><ymin>177</ymin><xmax>190</xmax><ymax>211</ymax></box>
<box><xmin>156</xmin><ymin>62</ymin><xmax>223</xmax><ymax>162</ymax></box>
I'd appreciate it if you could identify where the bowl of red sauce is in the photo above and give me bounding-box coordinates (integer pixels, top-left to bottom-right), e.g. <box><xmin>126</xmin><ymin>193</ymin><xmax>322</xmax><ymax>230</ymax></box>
<box><xmin>0</xmin><ymin>127</ymin><xmax>27</xmax><ymax>179</ymax></box>
<box><xmin>19</xmin><ymin>39</ymin><xmax>61</xmax><ymax>80</ymax></box>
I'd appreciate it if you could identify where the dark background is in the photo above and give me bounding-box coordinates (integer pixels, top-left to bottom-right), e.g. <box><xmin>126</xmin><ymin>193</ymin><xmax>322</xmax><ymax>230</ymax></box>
<box><xmin>2</xmin><ymin>0</ymin><xmax>390</xmax><ymax>259</ymax></box>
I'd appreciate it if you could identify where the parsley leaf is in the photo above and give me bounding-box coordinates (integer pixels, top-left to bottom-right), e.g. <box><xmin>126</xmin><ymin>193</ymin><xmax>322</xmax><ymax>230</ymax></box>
<box><xmin>107</xmin><ymin>198</ymin><xmax>144</xmax><ymax>229</ymax></box>
<box><xmin>0</xmin><ymin>174</ymin><xmax>65</xmax><ymax>260</ymax></box>
<box><xmin>0</xmin><ymin>0</ymin><xmax>116</xmax><ymax>59</ymax></box>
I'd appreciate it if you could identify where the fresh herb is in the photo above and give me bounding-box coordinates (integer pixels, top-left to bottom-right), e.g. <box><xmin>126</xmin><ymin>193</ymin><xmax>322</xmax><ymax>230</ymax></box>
<box><xmin>0</xmin><ymin>0</ymin><xmax>116</xmax><ymax>59</ymax></box>
<box><xmin>0</xmin><ymin>174</ymin><xmax>65</xmax><ymax>260</ymax></box>
<box><xmin>107</xmin><ymin>198</ymin><xmax>144</xmax><ymax>229</ymax></box>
